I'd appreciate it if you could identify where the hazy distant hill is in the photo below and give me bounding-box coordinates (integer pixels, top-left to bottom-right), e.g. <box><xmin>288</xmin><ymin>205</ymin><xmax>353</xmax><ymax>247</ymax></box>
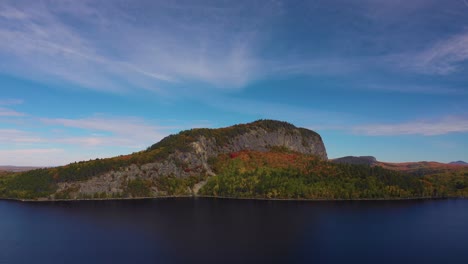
<box><xmin>331</xmin><ymin>156</ymin><xmax>377</xmax><ymax>166</ymax></box>
<box><xmin>0</xmin><ymin>166</ymin><xmax>41</xmax><ymax>172</ymax></box>
<box><xmin>449</xmin><ymin>161</ymin><xmax>468</xmax><ymax>165</ymax></box>
<box><xmin>332</xmin><ymin>156</ymin><xmax>467</xmax><ymax>176</ymax></box>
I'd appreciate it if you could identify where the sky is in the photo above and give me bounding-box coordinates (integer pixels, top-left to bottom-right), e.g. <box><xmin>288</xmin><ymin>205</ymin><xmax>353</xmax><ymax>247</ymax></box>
<box><xmin>0</xmin><ymin>0</ymin><xmax>468</xmax><ymax>166</ymax></box>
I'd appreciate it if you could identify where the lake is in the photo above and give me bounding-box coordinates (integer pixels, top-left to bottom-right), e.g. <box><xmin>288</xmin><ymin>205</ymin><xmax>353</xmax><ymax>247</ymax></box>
<box><xmin>0</xmin><ymin>198</ymin><xmax>467</xmax><ymax>264</ymax></box>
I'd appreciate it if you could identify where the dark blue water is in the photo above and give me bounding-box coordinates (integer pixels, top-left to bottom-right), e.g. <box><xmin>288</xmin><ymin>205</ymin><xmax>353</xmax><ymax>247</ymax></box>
<box><xmin>0</xmin><ymin>198</ymin><xmax>467</xmax><ymax>264</ymax></box>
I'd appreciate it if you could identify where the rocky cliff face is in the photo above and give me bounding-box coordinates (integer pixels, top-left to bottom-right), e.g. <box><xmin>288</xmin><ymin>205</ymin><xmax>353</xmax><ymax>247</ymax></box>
<box><xmin>56</xmin><ymin>120</ymin><xmax>327</xmax><ymax>198</ymax></box>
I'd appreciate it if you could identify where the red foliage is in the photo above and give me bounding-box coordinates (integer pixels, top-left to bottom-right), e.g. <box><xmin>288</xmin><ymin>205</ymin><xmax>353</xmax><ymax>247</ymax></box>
<box><xmin>115</xmin><ymin>155</ymin><xmax>131</xmax><ymax>161</ymax></box>
<box><xmin>230</xmin><ymin>152</ymin><xmax>240</xmax><ymax>159</ymax></box>
<box><xmin>218</xmin><ymin>150</ymin><xmax>337</xmax><ymax>176</ymax></box>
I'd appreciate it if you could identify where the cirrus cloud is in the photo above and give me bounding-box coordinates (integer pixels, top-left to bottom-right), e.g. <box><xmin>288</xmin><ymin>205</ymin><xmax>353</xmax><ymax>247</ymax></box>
<box><xmin>388</xmin><ymin>32</ymin><xmax>468</xmax><ymax>75</ymax></box>
<box><xmin>353</xmin><ymin>116</ymin><xmax>468</xmax><ymax>136</ymax></box>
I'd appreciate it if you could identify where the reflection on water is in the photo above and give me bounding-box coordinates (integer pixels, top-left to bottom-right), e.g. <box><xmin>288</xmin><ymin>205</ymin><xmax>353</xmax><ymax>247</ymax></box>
<box><xmin>0</xmin><ymin>198</ymin><xmax>467</xmax><ymax>264</ymax></box>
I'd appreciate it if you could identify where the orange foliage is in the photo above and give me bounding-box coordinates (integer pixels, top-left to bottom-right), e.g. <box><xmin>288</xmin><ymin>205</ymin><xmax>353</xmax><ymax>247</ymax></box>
<box><xmin>115</xmin><ymin>155</ymin><xmax>132</xmax><ymax>161</ymax></box>
<box><xmin>218</xmin><ymin>150</ymin><xmax>336</xmax><ymax>176</ymax></box>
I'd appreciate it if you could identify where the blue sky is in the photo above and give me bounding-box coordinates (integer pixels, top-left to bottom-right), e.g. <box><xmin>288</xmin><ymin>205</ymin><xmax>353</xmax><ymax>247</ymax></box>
<box><xmin>1</xmin><ymin>0</ymin><xmax>467</xmax><ymax>166</ymax></box>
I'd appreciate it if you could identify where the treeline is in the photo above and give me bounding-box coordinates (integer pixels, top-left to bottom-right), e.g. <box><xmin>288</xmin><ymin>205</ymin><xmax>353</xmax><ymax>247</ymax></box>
<box><xmin>0</xmin><ymin>169</ymin><xmax>55</xmax><ymax>199</ymax></box>
<box><xmin>200</xmin><ymin>152</ymin><xmax>467</xmax><ymax>199</ymax></box>
<box><xmin>200</xmin><ymin>162</ymin><xmax>426</xmax><ymax>199</ymax></box>
<box><xmin>1</xmin><ymin>147</ymin><xmax>466</xmax><ymax>200</ymax></box>
<box><xmin>0</xmin><ymin>147</ymin><xmax>173</xmax><ymax>199</ymax></box>
<box><xmin>422</xmin><ymin>169</ymin><xmax>468</xmax><ymax>197</ymax></box>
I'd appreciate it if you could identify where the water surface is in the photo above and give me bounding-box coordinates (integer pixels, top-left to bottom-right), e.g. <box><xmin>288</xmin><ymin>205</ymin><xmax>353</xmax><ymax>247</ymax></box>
<box><xmin>0</xmin><ymin>198</ymin><xmax>467</xmax><ymax>263</ymax></box>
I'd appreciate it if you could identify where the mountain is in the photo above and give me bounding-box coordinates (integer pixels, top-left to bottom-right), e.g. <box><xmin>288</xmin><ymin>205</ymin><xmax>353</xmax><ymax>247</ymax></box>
<box><xmin>0</xmin><ymin>120</ymin><xmax>326</xmax><ymax>200</ymax></box>
<box><xmin>0</xmin><ymin>120</ymin><xmax>466</xmax><ymax>201</ymax></box>
<box><xmin>449</xmin><ymin>161</ymin><xmax>468</xmax><ymax>165</ymax></box>
<box><xmin>331</xmin><ymin>156</ymin><xmax>377</xmax><ymax>166</ymax></box>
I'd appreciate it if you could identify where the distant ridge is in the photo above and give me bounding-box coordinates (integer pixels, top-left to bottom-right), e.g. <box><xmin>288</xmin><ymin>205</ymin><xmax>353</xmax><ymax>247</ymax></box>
<box><xmin>331</xmin><ymin>156</ymin><xmax>377</xmax><ymax>166</ymax></box>
<box><xmin>449</xmin><ymin>161</ymin><xmax>468</xmax><ymax>166</ymax></box>
<box><xmin>0</xmin><ymin>166</ymin><xmax>41</xmax><ymax>172</ymax></box>
<box><xmin>331</xmin><ymin>156</ymin><xmax>468</xmax><ymax>175</ymax></box>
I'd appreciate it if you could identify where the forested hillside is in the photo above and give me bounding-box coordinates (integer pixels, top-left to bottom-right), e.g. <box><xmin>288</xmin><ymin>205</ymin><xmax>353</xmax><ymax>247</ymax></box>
<box><xmin>200</xmin><ymin>150</ymin><xmax>468</xmax><ymax>199</ymax></box>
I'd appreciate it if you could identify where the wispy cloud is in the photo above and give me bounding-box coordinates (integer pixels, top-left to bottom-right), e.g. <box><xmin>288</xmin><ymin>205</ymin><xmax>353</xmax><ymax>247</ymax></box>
<box><xmin>0</xmin><ymin>98</ymin><xmax>23</xmax><ymax>105</ymax></box>
<box><xmin>0</xmin><ymin>1</ymin><xmax>178</xmax><ymax>92</ymax></box>
<box><xmin>353</xmin><ymin>116</ymin><xmax>468</xmax><ymax>136</ymax></box>
<box><xmin>414</xmin><ymin>32</ymin><xmax>468</xmax><ymax>75</ymax></box>
<box><xmin>0</xmin><ymin>0</ymin><xmax>373</xmax><ymax>93</ymax></box>
<box><xmin>0</xmin><ymin>147</ymin><xmax>130</xmax><ymax>167</ymax></box>
<box><xmin>0</xmin><ymin>99</ymin><xmax>25</xmax><ymax>116</ymax></box>
<box><xmin>0</xmin><ymin>129</ymin><xmax>41</xmax><ymax>143</ymax></box>
<box><xmin>390</xmin><ymin>32</ymin><xmax>468</xmax><ymax>75</ymax></box>
<box><xmin>365</xmin><ymin>84</ymin><xmax>468</xmax><ymax>95</ymax></box>
<box><xmin>0</xmin><ymin>107</ymin><xmax>25</xmax><ymax>117</ymax></box>
<box><xmin>0</xmin><ymin>6</ymin><xmax>27</xmax><ymax>20</ymax></box>
<box><xmin>0</xmin><ymin>148</ymin><xmax>63</xmax><ymax>166</ymax></box>
<box><xmin>0</xmin><ymin>113</ymin><xmax>185</xmax><ymax>165</ymax></box>
<box><xmin>0</xmin><ymin>0</ymin><xmax>280</xmax><ymax>91</ymax></box>
<box><xmin>40</xmin><ymin>115</ymin><xmax>170</xmax><ymax>148</ymax></box>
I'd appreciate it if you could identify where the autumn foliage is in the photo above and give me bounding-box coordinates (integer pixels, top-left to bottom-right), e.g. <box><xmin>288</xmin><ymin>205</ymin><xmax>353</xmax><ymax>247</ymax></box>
<box><xmin>200</xmin><ymin>150</ymin><xmax>464</xmax><ymax>200</ymax></box>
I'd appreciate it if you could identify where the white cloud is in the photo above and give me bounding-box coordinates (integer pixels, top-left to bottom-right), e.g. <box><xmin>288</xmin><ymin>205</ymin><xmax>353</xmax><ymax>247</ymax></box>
<box><xmin>0</xmin><ymin>111</ymin><xmax>218</xmax><ymax>166</ymax></box>
<box><xmin>0</xmin><ymin>114</ymin><xmax>176</xmax><ymax>165</ymax></box>
<box><xmin>390</xmin><ymin>32</ymin><xmax>468</xmax><ymax>75</ymax></box>
<box><xmin>0</xmin><ymin>1</ymin><xmax>277</xmax><ymax>91</ymax></box>
<box><xmin>0</xmin><ymin>99</ymin><xmax>25</xmax><ymax>116</ymax></box>
<box><xmin>0</xmin><ymin>107</ymin><xmax>25</xmax><ymax>117</ymax></box>
<box><xmin>413</xmin><ymin>33</ymin><xmax>468</xmax><ymax>75</ymax></box>
<box><xmin>0</xmin><ymin>129</ymin><xmax>41</xmax><ymax>143</ymax></box>
<box><xmin>40</xmin><ymin>115</ymin><xmax>169</xmax><ymax>148</ymax></box>
<box><xmin>0</xmin><ymin>98</ymin><xmax>23</xmax><ymax>105</ymax></box>
<box><xmin>0</xmin><ymin>1</ymin><xmax>178</xmax><ymax>92</ymax></box>
<box><xmin>353</xmin><ymin>116</ymin><xmax>468</xmax><ymax>136</ymax></box>
<box><xmin>0</xmin><ymin>0</ymin><xmax>367</xmax><ymax>93</ymax></box>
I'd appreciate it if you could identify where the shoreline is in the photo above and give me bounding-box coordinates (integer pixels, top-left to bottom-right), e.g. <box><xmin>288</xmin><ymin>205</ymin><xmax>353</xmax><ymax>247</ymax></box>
<box><xmin>1</xmin><ymin>195</ymin><xmax>466</xmax><ymax>203</ymax></box>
